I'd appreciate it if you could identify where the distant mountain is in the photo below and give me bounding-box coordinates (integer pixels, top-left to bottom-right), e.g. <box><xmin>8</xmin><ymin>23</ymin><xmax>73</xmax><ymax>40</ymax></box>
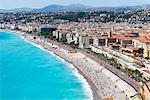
<box><xmin>0</xmin><ymin>9</ymin><xmax>7</xmax><ymax>12</ymax></box>
<box><xmin>0</xmin><ymin>7</ymin><xmax>33</xmax><ymax>12</ymax></box>
<box><xmin>0</xmin><ymin>4</ymin><xmax>150</xmax><ymax>13</ymax></box>
<box><xmin>134</xmin><ymin>4</ymin><xmax>150</xmax><ymax>9</ymax></box>
<box><xmin>32</xmin><ymin>4</ymin><xmax>91</xmax><ymax>12</ymax></box>
<box><xmin>88</xmin><ymin>4</ymin><xmax>150</xmax><ymax>12</ymax></box>
<box><xmin>32</xmin><ymin>5</ymin><xmax>65</xmax><ymax>12</ymax></box>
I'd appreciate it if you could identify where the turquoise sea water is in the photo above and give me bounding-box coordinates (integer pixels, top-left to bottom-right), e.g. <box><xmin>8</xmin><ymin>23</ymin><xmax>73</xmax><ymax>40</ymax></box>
<box><xmin>0</xmin><ymin>31</ymin><xmax>92</xmax><ymax>100</ymax></box>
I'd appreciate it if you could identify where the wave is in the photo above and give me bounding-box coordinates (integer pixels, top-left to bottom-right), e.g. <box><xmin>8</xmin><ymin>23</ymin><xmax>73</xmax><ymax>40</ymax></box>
<box><xmin>21</xmin><ymin>36</ymin><xmax>93</xmax><ymax>100</ymax></box>
<box><xmin>54</xmin><ymin>55</ymin><xmax>93</xmax><ymax>100</ymax></box>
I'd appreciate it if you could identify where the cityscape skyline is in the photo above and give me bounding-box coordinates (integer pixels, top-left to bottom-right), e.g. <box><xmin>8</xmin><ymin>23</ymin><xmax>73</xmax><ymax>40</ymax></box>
<box><xmin>0</xmin><ymin>0</ymin><xmax>150</xmax><ymax>9</ymax></box>
<box><xmin>1</xmin><ymin>1</ymin><xmax>150</xmax><ymax>99</ymax></box>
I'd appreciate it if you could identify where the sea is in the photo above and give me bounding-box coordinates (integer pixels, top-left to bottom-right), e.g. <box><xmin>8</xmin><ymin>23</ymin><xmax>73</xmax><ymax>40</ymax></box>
<box><xmin>0</xmin><ymin>31</ymin><xmax>92</xmax><ymax>100</ymax></box>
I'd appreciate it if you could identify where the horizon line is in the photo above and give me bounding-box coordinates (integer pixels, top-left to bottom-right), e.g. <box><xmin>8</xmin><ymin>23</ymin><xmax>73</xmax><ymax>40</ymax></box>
<box><xmin>0</xmin><ymin>3</ymin><xmax>150</xmax><ymax>10</ymax></box>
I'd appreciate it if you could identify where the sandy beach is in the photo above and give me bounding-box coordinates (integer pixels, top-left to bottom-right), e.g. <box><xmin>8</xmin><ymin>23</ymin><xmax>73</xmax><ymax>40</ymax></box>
<box><xmin>3</xmin><ymin>30</ymin><xmax>139</xmax><ymax>100</ymax></box>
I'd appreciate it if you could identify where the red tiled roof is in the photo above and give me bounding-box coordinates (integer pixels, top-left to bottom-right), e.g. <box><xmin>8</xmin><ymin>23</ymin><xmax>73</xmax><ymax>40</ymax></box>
<box><xmin>95</xmin><ymin>34</ymin><xmax>109</xmax><ymax>38</ymax></box>
<box><xmin>135</xmin><ymin>37</ymin><xmax>150</xmax><ymax>43</ymax></box>
<box><xmin>112</xmin><ymin>35</ymin><xmax>125</xmax><ymax>40</ymax></box>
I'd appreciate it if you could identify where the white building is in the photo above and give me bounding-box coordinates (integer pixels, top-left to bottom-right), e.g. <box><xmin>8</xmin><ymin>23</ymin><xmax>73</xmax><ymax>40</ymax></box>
<box><xmin>0</xmin><ymin>23</ymin><xmax>5</xmax><ymax>29</ymax></box>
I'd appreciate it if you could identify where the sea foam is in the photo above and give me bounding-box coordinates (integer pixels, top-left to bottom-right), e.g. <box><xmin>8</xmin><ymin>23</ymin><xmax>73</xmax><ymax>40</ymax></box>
<box><xmin>21</xmin><ymin>36</ymin><xmax>93</xmax><ymax>100</ymax></box>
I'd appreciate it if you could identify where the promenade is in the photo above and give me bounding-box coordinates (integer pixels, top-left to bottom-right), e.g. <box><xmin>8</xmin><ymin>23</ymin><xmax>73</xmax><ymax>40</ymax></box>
<box><xmin>22</xmin><ymin>33</ymin><xmax>139</xmax><ymax>100</ymax></box>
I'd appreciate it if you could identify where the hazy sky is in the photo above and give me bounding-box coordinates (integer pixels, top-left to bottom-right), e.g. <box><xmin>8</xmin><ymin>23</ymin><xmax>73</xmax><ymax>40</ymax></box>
<box><xmin>0</xmin><ymin>0</ymin><xmax>150</xmax><ymax>9</ymax></box>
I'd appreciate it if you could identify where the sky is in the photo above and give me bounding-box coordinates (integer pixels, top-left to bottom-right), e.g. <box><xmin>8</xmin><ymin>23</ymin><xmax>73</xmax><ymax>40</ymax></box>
<box><xmin>0</xmin><ymin>0</ymin><xmax>150</xmax><ymax>9</ymax></box>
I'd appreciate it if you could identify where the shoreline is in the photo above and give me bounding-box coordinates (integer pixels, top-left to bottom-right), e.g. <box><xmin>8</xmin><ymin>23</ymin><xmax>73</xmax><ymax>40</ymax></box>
<box><xmin>26</xmin><ymin>39</ymin><xmax>94</xmax><ymax>99</ymax></box>
<box><xmin>1</xmin><ymin>30</ymin><xmax>94</xmax><ymax>99</ymax></box>
<box><xmin>2</xmin><ymin>29</ymin><xmax>139</xmax><ymax>100</ymax></box>
<box><xmin>22</xmin><ymin>34</ymin><xmax>96</xmax><ymax>99</ymax></box>
<box><xmin>51</xmin><ymin>49</ymin><xmax>97</xmax><ymax>99</ymax></box>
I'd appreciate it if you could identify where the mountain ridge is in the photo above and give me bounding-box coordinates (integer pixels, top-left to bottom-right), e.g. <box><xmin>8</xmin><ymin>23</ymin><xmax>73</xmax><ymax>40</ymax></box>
<box><xmin>0</xmin><ymin>4</ymin><xmax>150</xmax><ymax>12</ymax></box>
<box><xmin>0</xmin><ymin>7</ymin><xmax>33</xmax><ymax>12</ymax></box>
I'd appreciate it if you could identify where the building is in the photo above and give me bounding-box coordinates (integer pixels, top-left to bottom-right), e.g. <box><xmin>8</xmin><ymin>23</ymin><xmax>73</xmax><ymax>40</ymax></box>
<box><xmin>133</xmin><ymin>37</ymin><xmax>150</xmax><ymax>58</ymax></box>
<box><xmin>78</xmin><ymin>32</ymin><xmax>94</xmax><ymax>48</ymax></box>
<box><xmin>66</xmin><ymin>32</ymin><xmax>75</xmax><ymax>44</ymax></box>
<box><xmin>0</xmin><ymin>23</ymin><xmax>5</xmax><ymax>29</ymax></box>
<box><xmin>93</xmin><ymin>34</ymin><xmax>116</xmax><ymax>47</ymax></box>
<box><xmin>113</xmin><ymin>34</ymin><xmax>133</xmax><ymax>46</ymax></box>
<box><xmin>38</xmin><ymin>26</ymin><xmax>57</xmax><ymax>34</ymax></box>
<box><xmin>140</xmin><ymin>82</ymin><xmax>150</xmax><ymax>100</ymax></box>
